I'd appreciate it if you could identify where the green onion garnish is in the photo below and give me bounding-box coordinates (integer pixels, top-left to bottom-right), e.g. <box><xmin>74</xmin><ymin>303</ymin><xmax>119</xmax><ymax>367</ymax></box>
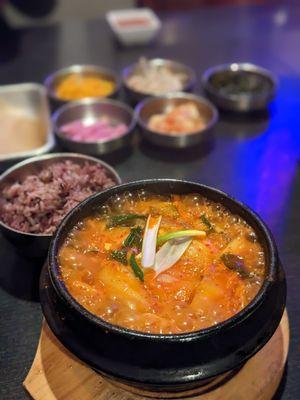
<box><xmin>123</xmin><ymin>226</ymin><xmax>143</xmax><ymax>249</ymax></box>
<box><xmin>129</xmin><ymin>254</ymin><xmax>144</xmax><ymax>282</ymax></box>
<box><xmin>110</xmin><ymin>249</ymin><xmax>128</xmax><ymax>265</ymax></box>
<box><xmin>200</xmin><ymin>214</ymin><xmax>215</xmax><ymax>232</ymax></box>
<box><xmin>157</xmin><ymin>230</ymin><xmax>206</xmax><ymax>245</ymax></box>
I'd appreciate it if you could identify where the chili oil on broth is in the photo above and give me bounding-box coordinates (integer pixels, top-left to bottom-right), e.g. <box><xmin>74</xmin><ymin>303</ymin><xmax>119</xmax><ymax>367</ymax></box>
<box><xmin>59</xmin><ymin>191</ymin><xmax>265</xmax><ymax>334</ymax></box>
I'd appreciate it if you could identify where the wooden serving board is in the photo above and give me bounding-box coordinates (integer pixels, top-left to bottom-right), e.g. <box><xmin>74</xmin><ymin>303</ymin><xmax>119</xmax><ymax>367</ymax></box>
<box><xmin>24</xmin><ymin>311</ymin><xmax>289</xmax><ymax>400</ymax></box>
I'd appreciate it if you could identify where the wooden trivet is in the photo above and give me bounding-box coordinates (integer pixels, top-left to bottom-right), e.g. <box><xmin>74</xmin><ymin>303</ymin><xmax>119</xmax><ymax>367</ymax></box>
<box><xmin>23</xmin><ymin>311</ymin><xmax>289</xmax><ymax>400</ymax></box>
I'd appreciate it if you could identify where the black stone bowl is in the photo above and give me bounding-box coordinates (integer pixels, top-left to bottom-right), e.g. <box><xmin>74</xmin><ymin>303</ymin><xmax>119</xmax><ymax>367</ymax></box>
<box><xmin>40</xmin><ymin>179</ymin><xmax>286</xmax><ymax>397</ymax></box>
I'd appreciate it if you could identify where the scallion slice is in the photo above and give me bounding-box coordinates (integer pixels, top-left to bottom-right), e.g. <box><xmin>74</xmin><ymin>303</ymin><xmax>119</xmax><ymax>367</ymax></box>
<box><xmin>141</xmin><ymin>214</ymin><xmax>162</xmax><ymax>268</ymax></box>
<box><xmin>157</xmin><ymin>230</ymin><xmax>206</xmax><ymax>245</ymax></box>
<box><xmin>130</xmin><ymin>254</ymin><xmax>144</xmax><ymax>282</ymax></box>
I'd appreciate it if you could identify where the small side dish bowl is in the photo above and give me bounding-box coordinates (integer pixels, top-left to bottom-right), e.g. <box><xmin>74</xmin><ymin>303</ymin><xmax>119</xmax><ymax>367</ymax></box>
<box><xmin>0</xmin><ymin>153</ymin><xmax>121</xmax><ymax>258</ymax></box>
<box><xmin>122</xmin><ymin>58</ymin><xmax>197</xmax><ymax>104</ymax></box>
<box><xmin>0</xmin><ymin>83</ymin><xmax>54</xmax><ymax>170</ymax></box>
<box><xmin>40</xmin><ymin>179</ymin><xmax>286</xmax><ymax>397</ymax></box>
<box><xmin>202</xmin><ymin>63</ymin><xmax>277</xmax><ymax>112</ymax></box>
<box><xmin>135</xmin><ymin>93</ymin><xmax>218</xmax><ymax>148</ymax></box>
<box><xmin>106</xmin><ymin>8</ymin><xmax>161</xmax><ymax>46</ymax></box>
<box><xmin>52</xmin><ymin>98</ymin><xmax>136</xmax><ymax>155</ymax></box>
<box><xmin>44</xmin><ymin>65</ymin><xmax>121</xmax><ymax>107</ymax></box>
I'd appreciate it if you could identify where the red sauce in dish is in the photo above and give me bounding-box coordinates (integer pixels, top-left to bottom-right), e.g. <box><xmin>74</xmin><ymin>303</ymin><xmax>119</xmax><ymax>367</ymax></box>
<box><xmin>115</xmin><ymin>17</ymin><xmax>152</xmax><ymax>28</ymax></box>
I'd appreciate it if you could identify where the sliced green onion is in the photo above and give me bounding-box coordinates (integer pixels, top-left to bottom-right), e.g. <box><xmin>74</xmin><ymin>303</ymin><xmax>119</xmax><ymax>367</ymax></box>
<box><xmin>110</xmin><ymin>249</ymin><xmax>128</xmax><ymax>265</ymax></box>
<box><xmin>129</xmin><ymin>254</ymin><xmax>144</xmax><ymax>282</ymax></box>
<box><xmin>123</xmin><ymin>226</ymin><xmax>143</xmax><ymax>249</ymax></box>
<box><xmin>200</xmin><ymin>214</ymin><xmax>215</xmax><ymax>232</ymax></box>
<box><xmin>154</xmin><ymin>238</ymin><xmax>192</xmax><ymax>277</ymax></box>
<box><xmin>157</xmin><ymin>230</ymin><xmax>206</xmax><ymax>245</ymax></box>
<box><xmin>141</xmin><ymin>215</ymin><xmax>162</xmax><ymax>268</ymax></box>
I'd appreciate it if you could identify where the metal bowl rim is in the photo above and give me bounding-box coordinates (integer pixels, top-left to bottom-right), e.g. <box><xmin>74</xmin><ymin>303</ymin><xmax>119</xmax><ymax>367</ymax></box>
<box><xmin>122</xmin><ymin>58</ymin><xmax>197</xmax><ymax>96</ymax></box>
<box><xmin>44</xmin><ymin>64</ymin><xmax>121</xmax><ymax>102</ymax></box>
<box><xmin>48</xmin><ymin>178</ymin><xmax>279</xmax><ymax>341</ymax></box>
<box><xmin>0</xmin><ymin>152</ymin><xmax>121</xmax><ymax>238</ymax></box>
<box><xmin>135</xmin><ymin>92</ymin><xmax>219</xmax><ymax>138</ymax></box>
<box><xmin>201</xmin><ymin>62</ymin><xmax>278</xmax><ymax>101</ymax></box>
<box><xmin>52</xmin><ymin>98</ymin><xmax>137</xmax><ymax>145</ymax></box>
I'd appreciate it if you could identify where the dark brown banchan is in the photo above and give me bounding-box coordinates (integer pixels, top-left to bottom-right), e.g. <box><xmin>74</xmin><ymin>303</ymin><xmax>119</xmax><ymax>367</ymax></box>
<box><xmin>59</xmin><ymin>190</ymin><xmax>265</xmax><ymax>334</ymax></box>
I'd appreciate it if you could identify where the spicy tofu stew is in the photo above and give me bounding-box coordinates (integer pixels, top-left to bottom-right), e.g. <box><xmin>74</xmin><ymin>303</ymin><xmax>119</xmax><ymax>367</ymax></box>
<box><xmin>59</xmin><ymin>191</ymin><xmax>265</xmax><ymax>334</ymax></box>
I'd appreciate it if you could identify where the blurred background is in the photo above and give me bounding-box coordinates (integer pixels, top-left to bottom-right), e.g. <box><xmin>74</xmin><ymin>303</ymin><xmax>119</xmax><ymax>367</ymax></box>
<box><xmin>2</xmin><ymin>0</ymin><xmax>280</xmax><ymax>27</ymax></box>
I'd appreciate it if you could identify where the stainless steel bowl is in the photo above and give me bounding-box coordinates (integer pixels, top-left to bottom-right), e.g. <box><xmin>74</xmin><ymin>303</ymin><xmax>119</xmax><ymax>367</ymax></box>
<box><xmin>122</xmin><ymin>58</ymin><xmax>197</xmax><ymax>104</ymax></box>
<box><xmin>0</xmin><ymin>153</ymin><xmax>121</xmax><ymax>258</ymax></box>
<box><xmin>135</xmin><ymin>93</ymin><xmax>218</xmax><ymax>148</ymax></box>
<box><xmin>44</xmin><ymin>64</ymin><xmax>121</xmax><ymax>107</ymax></box>
<box><xmin>201</xmin><ymin>63</ymin><xmax>277</xmax><ymax>112</ymax></box>
<box><xmin>52</xmin><ymin>98</ymin><xmax>136</xmax><ymax>155</ymax></box>
<box><xmin>0</xmin><ymin>83</ymin><xmax>54</xmax><ymax>171</ymax></box>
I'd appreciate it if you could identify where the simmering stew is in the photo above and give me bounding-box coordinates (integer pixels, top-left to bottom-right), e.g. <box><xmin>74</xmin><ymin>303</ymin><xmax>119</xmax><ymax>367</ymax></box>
<box><xmin>59</xmin><ymin>191</ymin><xmax>265</xmax><ymax>334</ymax></box>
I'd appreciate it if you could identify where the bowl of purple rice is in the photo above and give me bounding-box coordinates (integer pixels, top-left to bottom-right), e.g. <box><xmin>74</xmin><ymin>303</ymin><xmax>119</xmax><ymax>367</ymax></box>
<box><xmin>0</xmin><ymin>153</ymin><xmax>121</xmax><ymax>258</ymax></box>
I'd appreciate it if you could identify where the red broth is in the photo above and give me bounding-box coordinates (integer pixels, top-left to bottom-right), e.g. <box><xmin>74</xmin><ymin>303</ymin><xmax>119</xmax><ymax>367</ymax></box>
<box><xmin>59</xmin><ymin>192</ymin><xmax>265</xmax><ymax>334</ymax></box>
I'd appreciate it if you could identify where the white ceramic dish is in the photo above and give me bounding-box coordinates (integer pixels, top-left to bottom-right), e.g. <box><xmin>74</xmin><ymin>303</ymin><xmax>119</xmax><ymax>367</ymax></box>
<box><xmin>106</xmin><ymin>8</ymin><xmax>161</xmax><ymax>46</ymax></box>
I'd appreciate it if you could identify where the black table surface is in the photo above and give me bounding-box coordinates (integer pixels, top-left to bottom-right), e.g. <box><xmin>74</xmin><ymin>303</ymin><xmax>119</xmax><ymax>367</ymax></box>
<box><xmin>0</xmin><ymin>1</ymin><xmax>299</xmax><ymax>399</ymax></box>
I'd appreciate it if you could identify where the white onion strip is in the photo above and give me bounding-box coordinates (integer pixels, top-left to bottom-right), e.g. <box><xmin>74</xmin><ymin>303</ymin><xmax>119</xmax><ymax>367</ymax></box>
<box><xmin>154</xmin><ymin>238</ymin><xmax>192</xmax><ymax>277</ymax></box>
<box><xmin>141</xmin><ymin>215</ymin><xmax>162</xmax><ymax>268</ymax></box>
